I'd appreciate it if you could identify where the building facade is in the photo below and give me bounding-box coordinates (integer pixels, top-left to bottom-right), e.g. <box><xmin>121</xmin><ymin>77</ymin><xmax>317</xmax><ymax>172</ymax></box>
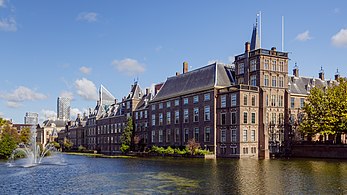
<box><xmin>57</xmin><ymin>97</ymin><xmax>71</xmax><ymax>120</ymax></box>
<box><xmin>24</xmin><ymin>112</ymin><xmax>38</xmax><ymax>125</ymax></box>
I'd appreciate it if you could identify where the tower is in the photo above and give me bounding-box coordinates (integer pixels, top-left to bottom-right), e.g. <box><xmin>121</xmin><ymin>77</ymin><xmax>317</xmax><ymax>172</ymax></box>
<box><xmin>24</xmin><ymin>112</ymin><xmax>38</xmax><ymax>125</ymax></box>
<box><xmin>57</xmin><ymin>97</ymin><xmax>71</xmax><ymax>120</ymax></box>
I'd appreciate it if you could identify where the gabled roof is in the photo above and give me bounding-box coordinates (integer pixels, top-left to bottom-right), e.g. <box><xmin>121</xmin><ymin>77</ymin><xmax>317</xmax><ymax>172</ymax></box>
<box><xmin>250</xmin><ymin>24</ymin><xmax>260</xmax><ymax>51</ymax></box>
<box><xmin>126</xmin><ymin>82</ymin><xmax>142</xmax><ymax>100</ymax></box>
<box><xmin>152</xmin><ymin>63</ymin><xmax>235</xmax><ymax>102</ymax></box>
<box><xmin>135</xmin><ymin>93</ymin><xmax>153</xmax><ymax>110</ymax></box>
<box><xmin>288</xmin><ymin>75</ymin><xmax>337</xmax><ymax>95</ymax></box>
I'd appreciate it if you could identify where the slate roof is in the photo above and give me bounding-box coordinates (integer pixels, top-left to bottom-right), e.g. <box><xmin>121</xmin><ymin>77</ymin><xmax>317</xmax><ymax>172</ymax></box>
<box><xmin>152</xmin><ymin>63</ymin><xmax>235</xmax><ymax>102</ymax></box>
<box><xmin>126</xmin><ymin>82</ymin><xmax>142</xmax><ymax>100</ymax></box>
<box><xmin>288</xmin><ymin>75</ymin><xmax>337</xmax><ymax>95</ymax></box>
<box><xmin>41</xmin><ymin>119</ymin><xmax>67</xmax><ymax>128</ymax></box>
<box><xmin>135</xmin><ymin>93</ymin><xmax>153</xmax><ymax>110</ymax></box>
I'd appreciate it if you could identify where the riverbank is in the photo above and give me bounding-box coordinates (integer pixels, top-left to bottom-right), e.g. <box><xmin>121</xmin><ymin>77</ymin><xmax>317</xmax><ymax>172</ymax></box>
<box><xmin>64</xmin><ymin>152</ymin><xmax>137</xmax><ymax>159</ymax></box>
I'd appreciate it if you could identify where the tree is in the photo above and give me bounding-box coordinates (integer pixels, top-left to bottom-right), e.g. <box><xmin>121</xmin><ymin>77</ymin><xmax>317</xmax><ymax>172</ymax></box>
<box><xmin>299</xmin><ymin>78</ymin><xmax>347</xmax><ymax>142</ymax></box>
<box><xmin>186</xmin><ymin>138</ymin><xmax>201</xmax><ymax>155</ymax></box>
<box><xmin>63</xmin><ymin>138</ymin><xmax>73</xmax><ymax>151</ymax></box>
<box><xmin>0</xmin><ymin>121</ymin><xmax>20</xmax><ymax>159</ymax></box>
<box><xmin>19</xmin><ymin>127</ymin><xmax>32</xmax><ymax>145</ymax></box>
<box><xmin>120</xmin><ymin>117</ymin><xmax>133</xmax><ymax>153</ymax></box>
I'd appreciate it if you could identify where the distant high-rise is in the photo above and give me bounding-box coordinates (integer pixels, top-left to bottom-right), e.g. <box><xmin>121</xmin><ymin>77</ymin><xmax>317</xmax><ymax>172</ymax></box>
<box><xmin>24</xmin><ymin>112</ymin><xmax>38</xmax><ymax>125</ymax></box>
<box><xmin>57</xmin><ymin>97</ymin><xmax>71</xmax><ymax>120</ymax></box>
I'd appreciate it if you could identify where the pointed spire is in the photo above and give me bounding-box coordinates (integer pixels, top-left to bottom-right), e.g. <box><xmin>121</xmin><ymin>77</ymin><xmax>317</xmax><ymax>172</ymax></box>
<box><xmin>250</xmin><ymin>16</ymin><xmax>260</xmax><ymax>51</ymax></box>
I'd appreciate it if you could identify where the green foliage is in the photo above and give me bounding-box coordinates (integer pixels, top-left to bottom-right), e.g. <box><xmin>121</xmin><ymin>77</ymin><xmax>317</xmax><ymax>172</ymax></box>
<box><xmin>0</xmin><ymin>121</ymin><xmax>20</xmax><ymax>159</ymax></box>
<box><xmin>186</xmin><ymin>138</ymin><xmax>201</xmax><ymax>155</ymax></box>
<box><xmin>166</xmin><ymin>146</ymin><xmax>175</xmax><ymax>155</ymax></box>
<box><xmin>51</xmin><ymin>141</ymin><xmax>61</xmax><ymax>149</ymax></box>
<box><xmin>78</xmin><ymin>145</ymin><xmax>86</xmax><ymax>151</ymax></box>
<box><xmin>300</xmin><ymin>78</ymin><xmax>347</xmax><ymax>140</ymax></box>
<box><xmin>63</xmin><ymin>139</ymin><xmax>73</xmax><ymax>150</ymax></box>
<box><xmin>174</xmin><ymin>148</ymin><xmax>188</xmax><ymax>155</ymax></box>
<box><xmin>120</xmin><ymin>143</ymin><xmax>130</xmax><ymax>153</ymax></box>
<box><xmin>19</xmin><ymin>127</ymin><xmax>31</xmax><ymax>145</ymax></box>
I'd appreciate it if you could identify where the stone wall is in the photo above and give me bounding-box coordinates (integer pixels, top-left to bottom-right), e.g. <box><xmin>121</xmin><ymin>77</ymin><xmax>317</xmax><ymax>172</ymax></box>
<box><xmin>291</xmin><ymin>144</ymin><xmax>347</xmax><ymax>159</ymax></box>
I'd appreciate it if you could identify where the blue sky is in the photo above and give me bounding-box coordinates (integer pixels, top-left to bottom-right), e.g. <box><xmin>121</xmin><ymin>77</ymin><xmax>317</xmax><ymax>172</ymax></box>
<box><xmin>1</xmin><ymin>0</ymin><xmax>346</xmax><ymax>123</ymax></box>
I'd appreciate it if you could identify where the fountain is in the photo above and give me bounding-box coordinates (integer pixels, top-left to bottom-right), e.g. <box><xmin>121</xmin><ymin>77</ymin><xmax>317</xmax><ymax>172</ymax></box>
<box><xmin>7</xmin><ymin>126</ymin><xmax>65</xmax><ymax>167</ymax></box>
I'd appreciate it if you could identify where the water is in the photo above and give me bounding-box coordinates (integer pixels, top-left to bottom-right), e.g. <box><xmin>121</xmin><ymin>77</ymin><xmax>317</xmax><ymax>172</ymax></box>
<box><xmin>1</xmin><ymin>155</ymin><xmax>347</xmax><ymax>194</ymax></box>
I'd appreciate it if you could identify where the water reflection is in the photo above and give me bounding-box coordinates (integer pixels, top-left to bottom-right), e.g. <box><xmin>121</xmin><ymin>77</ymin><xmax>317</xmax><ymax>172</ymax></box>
<box><xmin>0</xmin><ymin>155</ymin><xmax>346</xmax><ymax>194</ymax></box>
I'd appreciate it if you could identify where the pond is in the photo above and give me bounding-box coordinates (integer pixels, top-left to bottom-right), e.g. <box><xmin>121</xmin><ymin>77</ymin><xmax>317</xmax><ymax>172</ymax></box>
<box><xmin>1</xmin><ymin>154</ymin><xmax>346</xmax><ymax>194</ymax></box>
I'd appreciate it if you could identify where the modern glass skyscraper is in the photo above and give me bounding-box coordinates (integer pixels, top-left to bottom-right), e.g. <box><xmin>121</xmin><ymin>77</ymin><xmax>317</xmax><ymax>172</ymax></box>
<box><xmin>57</xmin><ymin>97</ymin><xmax>71</xmax><ymax>120</ymax></box>
<box><xmin>24</xmin><ymin>112</ymin><xmax>38</xmax><ymax>125</ymax></box>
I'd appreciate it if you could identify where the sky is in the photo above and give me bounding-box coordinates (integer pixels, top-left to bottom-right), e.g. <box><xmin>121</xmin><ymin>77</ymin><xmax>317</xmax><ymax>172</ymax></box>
<box><xmin>0</xmin><ymin>0</ymin><xmax>346</xmax><ymax>123</ymax></box>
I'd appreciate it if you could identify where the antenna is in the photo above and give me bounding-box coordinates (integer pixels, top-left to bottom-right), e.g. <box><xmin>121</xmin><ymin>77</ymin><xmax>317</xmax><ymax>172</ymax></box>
<box><xmin>282</xmin><ymin>16</ymin><xmax>284</xmax><ymax>51</ymax></box>
<box><xmin>258</xmin><ymin>11</ymin><xmax>262</xmax><ymax>48</ymax></box>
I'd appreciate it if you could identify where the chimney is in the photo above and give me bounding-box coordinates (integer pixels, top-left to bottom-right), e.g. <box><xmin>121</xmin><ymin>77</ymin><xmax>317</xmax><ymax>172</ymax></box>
<box><xmin>145</xmin><ymin>88</ymin><xmax>149</xmax><ymax>95</ymax></box>
<box><xmin>114</xmin><ymin>98</ymin><xmax>118</xmax><ymax>104</ymax></box>
<box><xmin>271</xmin><ymin>47</ymin><xmax>277</xmax><ymax>51</ymax></box>
<box><xmin>293</xmin><ymin>63</ymin><xmax>299</xmax><ymax>77</ymax></box>
<box><xmin>245</xmin><ymin>42</ymin><xmax>250</xmax><ymax>52</ymax></box>
<box><xmin>183</xmin><ymin>61</ymin><xmax>188</xmax><ymax>74</ymax></box>
<box><xmin>176</xmin><ymin>72</ymin><xmax>180</xmax><ymax>76</ymax></box>
<box><xmin>335</xmin><ymin>68</ymin><xmax>340</xmax><ymax>81</ymax></box>
<box><xmin>319</xmin><ymin>66</ymin><xmax>325</xmax><ymax>80</ymax></box>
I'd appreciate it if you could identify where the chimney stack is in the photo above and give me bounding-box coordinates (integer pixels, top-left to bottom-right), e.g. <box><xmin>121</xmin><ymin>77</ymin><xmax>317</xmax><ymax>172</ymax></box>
<box><xmin>183</xmin><ymin>61</ymin><xmax>188</xmax><ymax>74</ymax></box>
<box><xmin>293</xmin><ymin>63</ymin><xmax>299</xmax><ymax>77</ymax></box>
<box><xmin>335</xmin><ymin>68</ymin><xmax>340</xmax><ymax>81</ymax></box>
<box><xmin>146</xmin><ymin>88</ymin><xmax>149</xmax><ymax>95</ymax></box>
<box><xmin>271</xmin><ymin>47</ymin><xmax>277</xmax><ymax>51</ymax></box>
<box><xmin>319</xmin><ymin>66</ymin><xmax>325</xmax><ymax>80</ymax></box>
<box><xmin>245</xmin><ymin>42</ymin><xmax>250</xmax><ymax>52</ymax></box>
<box><xmin>176</xmin><ymin>72</ymin><xmax>180</xmax><ymax>76</ymax></box>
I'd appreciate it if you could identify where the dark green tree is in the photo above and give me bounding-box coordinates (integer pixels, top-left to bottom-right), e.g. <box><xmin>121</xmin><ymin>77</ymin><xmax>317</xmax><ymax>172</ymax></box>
<box><xmin>120</xmin><ymin>117</ymin><xmax>133</xmax><ymax>153</ymax></box>
<box><xmin>0</xmin><ymin>121</ymin><xmax>20</xmax><ymax>159</ymax></box>
<box><xmin>19</xmin><ymin>127</ymin><xmax>32</xmax><ymax>145</ymax></box>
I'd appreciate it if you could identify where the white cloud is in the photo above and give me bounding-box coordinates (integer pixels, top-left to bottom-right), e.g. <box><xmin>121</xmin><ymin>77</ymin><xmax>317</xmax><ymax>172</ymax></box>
<box><xmin>331</xmin><ymin>28</ymin><xmax>347</xmax><ymax>47</ymax></box>
<box><xmin>79</xmin><ymin>66</ymin><xmax>92</xmax><ymax>74</ymax></box>
<box><xmin>41</xmin><ymin>109</ymin><xmax>57</xmax><ymax>120</ymax></box>
<box><xmin>0</xmin><ymin>86</ymin><xmax>47</xmax><ymax>103</ymax></box>
<box><xmin>6</xmin><ymin>101</ymin><xmax>20</xmax><ymax>108</ymax></box>
<box><xmin>228</xmin><ymin>56</ymin><xmax>236</xmax><ymax>64</ymax></box>
<box><xmin>75</xmin><ymin>78</ymin><xmax>98</xmax><ymax>100</ymax></box>
<box><xmin>295</xmin><ymin>30</ymin><xmax>312</xmax><ymax>41</ymax></box>
<box><xmin>112</xmin><ymin>58</ymin><xmax>145</xmax><ymax>76</ymax></box>
<box><xmin>0</xmin><ymin>17</ymin><xmax>17</xmax><ymax>32</ymax></box>
<box><xmin>59</xmin><ymin>91</ymin><xmax>74</xmax><ymax>100</ymax></box>
<box><xmin>77</xmin><ymin>12</ymin><xmax>98</xmax><ymax>23</ymax></box>
<box><xmin>0</xmin><ymin>0</ymin><xmax>6</xmax><ymax>7</ymax></box>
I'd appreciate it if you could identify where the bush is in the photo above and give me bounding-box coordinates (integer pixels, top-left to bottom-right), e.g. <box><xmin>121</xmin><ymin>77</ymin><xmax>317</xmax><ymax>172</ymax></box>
<box><xmin>120</xmin><ymin>144</ymin><xmax>130</xmax><ymax>154</ymax></box>
<box><xmin>78</xmin><ymin>145</ymin><xmax>86</xmax><ymax>152</ymax></box>
<box><xmin>166</xmin><ymin>146</ymin><xmax>174</xmax><ymax>155</ymax></box>
<box><xmin>174</xmin><ymin>148</ymin><xmax>188</xmax><ymax>155</ymax></box>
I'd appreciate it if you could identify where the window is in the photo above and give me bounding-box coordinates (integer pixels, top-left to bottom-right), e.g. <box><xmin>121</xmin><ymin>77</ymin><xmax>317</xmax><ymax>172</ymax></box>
<box><xmin>250</xmin><ymin>75</ymin><xmax>256</xmax><ymax>86</ymax></box>
<box><xmin>144</xmin><ymin>110</ymin><xmax>148</xmax><ymax>118</ymax></box>
<box><xmin>152</xmin><ymin>114</ymin><xmax>156</xmax><ymax>126</ymax></box>
<box><xmin>243</xmin><ymin>112</ymin><xmax>248</xmax><ymax>124</ymax></box>
<box><xmin>238</xmin><ymin>63</ymin><xmax>244</xmax><ymax>74</ymax></box>
<box><xmin>251</xmin><ymin>113</ymin><xmax>256</xmax><ymax>124</ymax></box>
<box><xmin>126</xmin><ymin>101</ymin><xmax>131</xmax><ymax>109</ymax></box>
<box><xmin>231</xmin><ymin>147</ymin><xmax>237</xmax><ymax>154</ymax></box>
<box><xmin>264</xmin><ymin>75</ymin><xmax>269</xmax><ymax>86</ymax></box>
<box><xmin>194</xmin><ymin>108</ymin><xmax>199</xmax><ymax>122</ymax></box>
<box><xmin>166</xmin><ymin>112</ymin><xmax>171</xmax><ymax>125</ymax></box>
<box><xmin>243</xmin><ymin>129</ymin><xmax>248</xmax><ymax>142</ymax></box>
<box><xmin>159</xmin><ymin>130</ymin><xmax>163</xmax><ymax>143</ymax></box>
<box><xmin>221</xmin><ymin>95</ymin><xmax>226</xmax><ymax>108</ymax></box>
<box><xmin>272</xmin><ymin>76</ymin><xmax>277</xmax><ymax>87</ymax></box>
<box><xmin>175</xmin><ymin>111</ymin><xmax>179</xmax><ymax>124</ymax></box>
<box><xmin>159</xmin><ymin>113</ymin><xmax>163</xmax><ymax>125</ymax></box>
<box><xmin>251</xmin><ymin>96</ymin><xmax>256</xmax><ymax>106</ymax></box>
<box><xmin>140</xmin><ymin>111</ymin><xmax>143</xmax><ymax>119</ymax></box>
<box><xmin>166</xmin><ymin>101</ymin><xmax>171</xmax><ymax>108</ymax></box>
<box><xmin>231</xmin><ymin>129</ymin><xmax>237</xmax><ymax>142</ymax></box>
<box><xmin>243</xmin><ymin>94</ymin><xmax>248</xmax><ymax>106</ymax></box>
<box><xmin>278</xmin><ymin>95</ymin><xmax>283</xmax><ymax>107</ymax></box>
<box><xmin>166</xmin><ymin>129</ymin><xmax>171</xmax><ymax>143</ymax></box>
<box><xmin>291</xmin><ymin>97</ymin><xmax>295</xmax><ymax>109</ymax></box>
<box><xmin>231</xmin><ymin>94</ymin><xmax>237</xmax><ymax>106</ymax></box>
<box><xmin>238</xmin><ymin>78</ymin><xmax>244</xmax><ymax>84</ymax></box>
<box><xmin>251</xmin><ymin>130</ymin><xmax>255</xmax><ymax>142</ymax></box>
<box><xmin>151</xmin><ymin>130</ymin><xmax>155</xmax><ymax>143</ymax></box>
<box><xmin>159</xmin><ymin>103</ymin><xmax>163</xmax><ymax>109</ymax></box>
<box><xmin>184</xmin><ymin>109</ymin><xmax>189</xmax><ymax>123</ymax></box>
<box><xmin>183</xmin><ymin>98</ymin><xmax>188</xmax><ymax>105</ymax></box>
<box><xmin>151</xmin><ymin>104</ymin><xmax>155</xmax><ymax>111</ymax></box>
<box><xmin>205</xmin><ymin>127</ymin><xmax>210</xmax><ymax>142</ymax></box>
<box><xmin>279</xmin><ymin>113</ymin><xmax>284</xmax><ymax>125</ymax></box>
<box><xmin>231</xmin><ymin>112</ymin><xmax>236</xmax><ymax>124</ymax></box>
<box><xmin>264</xmin><ymin>59</ymin><xmax>269</xmax><ymax>69</ymax></box>
<box><xmin>135</xmin><ymin>112</ymin><xmax>138</xmax><ymax>120</ymax></box>
<box><xmin>271</xmin><ymin>113</ymin><xmax>276</xmax><ymax>124</ymax></box>
<box><xmin>300</xmin><ymin>98</ymin><xmax>305</xmax><ymax>108</ymax></box>
<box><xmin>218</xmin><ymin>113</ymin><xmax>225</xmax><ymax>126</ymax></box>
<box><xmin>174</xmin><ymin>99</ymin><xmax>179</xmax><ymax>106</ymax></box>
<box><xmin>193</xmin><ymin>96</ymin><xmax>199</xmax><ymax>103</ymax></box>
<box><xmin>204</xmin><ymin>93</ymin><xmax>210</xmax><ymax>101</ymax></box>
<box><xmin>272</xmin><ymin>60</ymin><xmax>276</xmax><ymax>71</ymax></box>
<box><xmin>221</xmin><ymin>129</ymin><xmax>226</xmax><ymax>142</ymax></box>
<box><xmin>204</xmin><ymin>106</ymin><xmax>210</xmax><ymax>121</ymax></box>
<box><xmin>175</xmin><ymin>128</ymin><xmax>179</xmax><ymax>142</ymax></box>
<box><xmin>243</xmin><ymin>147</ymin><xmax>249</xmax><ymax>154</ymax></box>
<box><xmin>250</xmin><ymin>59</ymin><xmax>256</xmax><ymax>71</ymax></box>
<box><xmin>271</xmin><ymin>95</ymin><xmax>276</xmax><ymax>107</ymax></box>
<box><xmin>251</xmin><ymin>147</ymin><xmax>257</xmax><ymax>154</ymax></box>
<box><xmin>194</xmin><ymin>128</ymin><xmax>199</xmax><ymax>141</ymax></box>
<box><xmin>279</xmin><ymin>76</ymin><xmax>284</xmax><ymax>87</ymax></box>
<box><xmin>279</xmin><ymin>61</ymin><xmax>284</xmax><ymax>72</ymax></box>
<box><xmin>184</xmin><ymin>129</ymin><xmax>189</xmax><ymax>143</ymax></box>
